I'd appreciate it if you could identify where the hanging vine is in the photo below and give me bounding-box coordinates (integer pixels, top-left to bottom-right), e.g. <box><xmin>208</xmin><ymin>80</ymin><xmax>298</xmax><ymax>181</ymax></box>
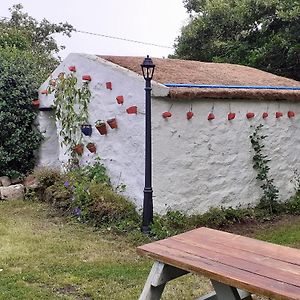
<box><xmin>48</xmin><ymin>70</ymin><xmax>91</xmax><ymax>163</ymax></box>
<box><xmin>249</xmin><ymin>124</ymin><xmax>279</xmax><ymax>214</ymax></box>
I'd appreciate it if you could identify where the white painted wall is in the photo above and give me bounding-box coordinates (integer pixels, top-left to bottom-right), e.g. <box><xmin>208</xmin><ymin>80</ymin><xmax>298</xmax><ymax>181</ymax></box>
<box><xmin>38</xmin><ymin>53</ymin><xmax>300</xmax><ymax>214</ymax></box>
<box><xmin>38</xmin><ymin>53</ymin><xmax>167</xmax><ymax>208</ymax></box>
<box><xmin>152</xmin><ymin>98</ymin><xmax>300</xmax><ymax>213</ymax></box>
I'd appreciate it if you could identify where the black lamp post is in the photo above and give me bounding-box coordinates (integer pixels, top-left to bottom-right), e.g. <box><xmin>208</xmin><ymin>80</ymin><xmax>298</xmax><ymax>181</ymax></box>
<box><xmin>141</xmin><ymin>55</ymin><xmax>155</xmax><ymax>233</ymax></box>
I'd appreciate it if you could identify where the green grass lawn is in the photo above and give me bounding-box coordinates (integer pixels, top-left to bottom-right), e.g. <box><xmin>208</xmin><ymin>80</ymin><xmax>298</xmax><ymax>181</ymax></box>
<box><xmin>0</xmin><ymin>200</ymin><xmax>212</xmax><ymax>300</ymax></box>
<box><xmin>1</xmin><ymin>200</ymin><xmax>300</xmax><ymax>299</ymax></box>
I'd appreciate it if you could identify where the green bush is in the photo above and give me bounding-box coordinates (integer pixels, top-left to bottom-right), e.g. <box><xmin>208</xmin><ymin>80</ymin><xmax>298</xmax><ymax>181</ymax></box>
<box><xmin>0</xmin><ymin>47</ymin><xmax>45</xmax><ymax>178</ymax></box>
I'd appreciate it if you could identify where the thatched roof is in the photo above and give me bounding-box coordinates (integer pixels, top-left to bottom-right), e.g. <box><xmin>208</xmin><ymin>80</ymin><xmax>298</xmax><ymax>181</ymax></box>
<box><xmin>100</xmin><ymin>55</ymin><xmax>300</xmax><ymax>101</ymax></box>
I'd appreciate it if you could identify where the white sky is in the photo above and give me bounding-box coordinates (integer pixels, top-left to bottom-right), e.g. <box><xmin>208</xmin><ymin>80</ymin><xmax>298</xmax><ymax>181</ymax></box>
<box><xmin>1</xmin><ymin>0</ymin><xmax>189</xmax><ymax>59</ymax></box>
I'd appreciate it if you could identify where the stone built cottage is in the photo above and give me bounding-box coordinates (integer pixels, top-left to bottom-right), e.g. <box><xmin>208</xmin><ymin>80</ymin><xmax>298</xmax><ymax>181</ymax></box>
<box><xmin>38</xmin><ymin>53</ymin><xmax>300</xmax><ymax>214</ymax></box>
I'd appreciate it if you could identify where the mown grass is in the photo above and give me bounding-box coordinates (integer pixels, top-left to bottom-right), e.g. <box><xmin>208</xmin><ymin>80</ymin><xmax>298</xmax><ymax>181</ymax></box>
<box><xmin>0</xmin><ymin>200</ymin><xmax>211</xmax><ymax>300</ymax></box>
<box><xmin>1</xmin><ymin>200</ymin><xmax>300</xmax><ymax>299</ymax></box>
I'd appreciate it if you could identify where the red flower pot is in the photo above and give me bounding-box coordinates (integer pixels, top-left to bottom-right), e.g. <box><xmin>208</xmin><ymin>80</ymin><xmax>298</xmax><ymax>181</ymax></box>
<box><xmin>246</xmin><ymin>112</ymin><xmax>255</xmax><ymax>119</ymax></box>
<box><xmin>287</xmin><ymin>111</ymin><xmax>295</xmax><ymax>118</ymax></box>
<box><xmin>86</xmin><ymin>143</ymin><xmax>96</xmax><ymax>153</ymax></box>
<box><xmin>95</xmin><ymin>123</ymin><xmax>107</xmax><ymax>135</ymax></box>
<box><xmin>276</xmin><ymin>112</ymin><xmax>283</xmax><ymax>118</ymax></box>
<box><xmin>32</xmin><ymin>99</ymin><xmax>40</xmax><ymax>108</ymax></box>
<box><xmin>107</xmin><ymin>118</ymin><xmax>118</xmax><ymax>129</ymax></box>
<box><xmin>186</xmin><ymin>111</ymin><xmax>194</xmax><ymax>120</ymax></box>
<box><xmin>162</xmin><ymin>111</ymin><xmax>172</xmax><ymax>118</ymax></box>
<box><xmin>228</xmin><ymin>112</ymin><xmax>236</xmax><ymax>120</ymax></box>
<box><xmin>208</xmin><ymin>113</ymin><xmax>215</xmax><ymax>120</ymax></box>
<box><xmin>106</xmin><ymin>82</ymin><xmax>112</xmax><ymax>90</ymax></box>
<box><xmin>82</xmin><ymin>75</ymin><xmax>91</xmax><ymax>81</ymax></box>
<box><xmin>126</xmin><ymin>106</ymin><xmax>137</xmax><ymax>114</ymax></box>
<box><xmin>41</xmin><ymin>89</ymin><xmax>48</xmax><ymax>95</ymax></box>
<box><xmin>68</xmin><ymin>66</ymin><xmax>76</xmax><ymax>72</ymax></box>
<box><xmin>116</xmin><ymin>95</ymin><xmax>124</xmax><ymax>105</ymax></box>
<box><xmin>73</xmin><ymin>144</ymin><xmax>84</xmax><ymax>155</ymax></box>
<box><xmin>262</xmin><ymin>112</ymin><xmax>269</xmax><ymax>119</ymax></box>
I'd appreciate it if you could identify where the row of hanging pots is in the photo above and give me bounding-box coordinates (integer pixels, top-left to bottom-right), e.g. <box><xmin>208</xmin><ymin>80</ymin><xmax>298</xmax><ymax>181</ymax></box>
<box><xmin>73</xmin><ymin>142</ymin><xmax>97</xmax><ymax>155</ymax></box>
<box><xmin>81</xmin><ymin>118</ymin><xmax>118</xmax><ymax>136</ymax></box>
<box><xmin>161</xmin><ymin>111</ymin><xmax>296</xmax><ymax>120</ymax></box>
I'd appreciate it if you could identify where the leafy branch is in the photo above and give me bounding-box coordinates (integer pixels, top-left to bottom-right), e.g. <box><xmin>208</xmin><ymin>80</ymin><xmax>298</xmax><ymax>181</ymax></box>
<box><xmin>250</xmin><ymin>124</ymin><xmax>279</xmax><ymax>214</ymax></box>
<box><xmin>48</xmin><ymin>71</ymin><xmax>91</xmax><ymax>162</ymax></box>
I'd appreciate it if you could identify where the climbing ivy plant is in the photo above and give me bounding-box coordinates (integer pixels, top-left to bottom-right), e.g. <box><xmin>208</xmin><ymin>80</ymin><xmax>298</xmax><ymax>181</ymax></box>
<box><xmin>48</xmin><ymin>71</ymin><xmax>91</xmax><ymax>164</ymax></box>
<box><xmin>249</xmin><ymin>124</ymin><xmax>279</xmax><ymax>214</ymax></box>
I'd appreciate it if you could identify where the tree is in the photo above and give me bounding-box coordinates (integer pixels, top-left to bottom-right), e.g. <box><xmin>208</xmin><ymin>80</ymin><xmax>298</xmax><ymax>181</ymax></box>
<box><xmin>0</xmin><ymin>5</ymin><xmax>75</xmax><ymax>178</ymax></box>
<box><xmin>174</xmin><ymin>0</ymin><xmax>300</xmax><ymax>80</ymax></box>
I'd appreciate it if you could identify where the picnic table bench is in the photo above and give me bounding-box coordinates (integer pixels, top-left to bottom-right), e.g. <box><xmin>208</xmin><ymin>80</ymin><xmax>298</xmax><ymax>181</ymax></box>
<box><xmin>137</xmin><ymin>227</ymin><xmax>300</xmax><ymax>300</ymax></box>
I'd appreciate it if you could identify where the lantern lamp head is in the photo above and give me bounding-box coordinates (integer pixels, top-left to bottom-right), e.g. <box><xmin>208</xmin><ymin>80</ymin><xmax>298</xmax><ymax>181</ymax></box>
<box><xmin>141</xmin><ymin>55</ymin><xmax>155</xmax><ymax>80</ymax></box>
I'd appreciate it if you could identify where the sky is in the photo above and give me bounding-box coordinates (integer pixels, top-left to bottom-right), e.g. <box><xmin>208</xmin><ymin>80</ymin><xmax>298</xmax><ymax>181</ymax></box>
<box><xmin>1</xmin><ymin>0</ymin><xmax>189</xmax><ymax>59</ymax></box>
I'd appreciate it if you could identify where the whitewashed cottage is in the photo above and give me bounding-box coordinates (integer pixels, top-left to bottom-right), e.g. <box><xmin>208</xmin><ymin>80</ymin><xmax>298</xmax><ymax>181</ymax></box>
<box><xmin>38</xmin><ymin>53</ymin><xmax>300</xmax><ymax>214</ymax></box>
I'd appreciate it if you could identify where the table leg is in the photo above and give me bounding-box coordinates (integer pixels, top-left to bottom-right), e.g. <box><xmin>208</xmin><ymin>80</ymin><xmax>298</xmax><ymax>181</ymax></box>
<box><xmin>211</xmin><ymin>280</ymin><xmax>252</xmax><ymax>300</ymax></box>
<box><xmin>139</xmin><ymin>261</ymin><xmax>188</xmax><ymax>300</ymax></box>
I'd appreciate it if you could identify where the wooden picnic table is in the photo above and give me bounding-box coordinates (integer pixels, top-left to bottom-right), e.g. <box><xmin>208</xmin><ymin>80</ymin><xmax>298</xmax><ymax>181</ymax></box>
<box><xmin>137</xmin><ymin>227</ymin><xmax>300</xmax><ymax>300</ymax></box>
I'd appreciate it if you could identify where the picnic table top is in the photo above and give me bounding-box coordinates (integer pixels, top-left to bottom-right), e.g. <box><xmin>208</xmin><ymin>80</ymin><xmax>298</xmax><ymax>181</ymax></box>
<box><xmin>137</xmin><ymin>227</ymin><xmax>300</xmax><ymax>300</ymax></box>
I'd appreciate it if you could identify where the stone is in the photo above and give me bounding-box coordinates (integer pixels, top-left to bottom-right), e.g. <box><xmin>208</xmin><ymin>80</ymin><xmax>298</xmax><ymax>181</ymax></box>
<box><xmin>0</xmin><ymin>184</ymin><xmax>25</xmax><ymax>200</ymax></box>
<box><xmin>23</xmin><ymin>175</ymin><xmax>38</xmax><ymax>188</ymax></box>
<box><xmin>0</xmin><ymin>176</ymin><xmax>11</xmax><ymax>187</ymax></box>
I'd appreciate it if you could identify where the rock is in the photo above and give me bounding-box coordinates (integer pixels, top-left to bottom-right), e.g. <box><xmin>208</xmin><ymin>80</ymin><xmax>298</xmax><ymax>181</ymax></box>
<box><xmin>0</xmin><ymin>176</ymin><xmax>11</xmax><ymax>187</ymax></box>
<box><xmin>23</xmin><ymin>175</ymin><xmax>38</xmax><ymax>188</ymax></box>
<box><xmin>0</xmin><ymin>184</ymin><xmax>25</xmax><ymax>200</ymax></box>
<box><xmin>11</xmin><ymin>177</ymin><xmax>23</xmax><ymax>185</ymax></box>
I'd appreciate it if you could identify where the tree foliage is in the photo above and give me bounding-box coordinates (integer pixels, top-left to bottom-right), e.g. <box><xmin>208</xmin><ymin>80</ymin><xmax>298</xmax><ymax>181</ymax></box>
<box><xmin>0</xmin><ymin>5</ymin><xmax>75</xmax><ymax>178</ymax></box>
<box><xmin>174</xmin><ymin>0</ymin><xmax>300</xmax><ymax>80</ymax></box>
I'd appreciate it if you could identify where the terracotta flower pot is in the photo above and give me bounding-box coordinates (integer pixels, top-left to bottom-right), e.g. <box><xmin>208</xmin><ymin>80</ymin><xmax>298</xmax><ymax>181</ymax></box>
<box><xmin>86</xmin><ymin>143</ymin><xmax>96</xmax><ymax>153</ymax></box>
<box><xmin>32</xmin><ymin>99</ymin><xmax>40</xmax><ymax>108</ymax></box>
<box><xmin>81</xmin><ymin>124</ymin><xmax>92</xmax><ymax>136</ymax></box>
<box><xmin>162</xmin><ymin>111</ymin><xmax>172</xmax><ymax>118</ymax></box>
<box><xmin>95</xmin><ymin>123</ymin><xmax>107</xmax><ymax>135</ymax></box>
<box><xmin>228</xmin><ymin>112</ymin><xmax>236</xmax><ymax>120</ymax></box>
<box><xmin>246</xmin><ymin>112</ymin><xmax>255</xmax><ymax>119</ymax></box>
<box><xmin>262</xmin><ymin>112</ymin><xmax>269</xmax><ymax>119</ymax></box>
<box><xmin>116</xmin><ymin>95</ymin><xmax>124</xmax><ymax>104</ymax></box>
<box><xmin>73</xmin><ymin>144</ymin><xmax>84</xmax><ymax>155</ymax></box>
<box><xmin>276</xmin><ymin>112</ymin><xmax>283</xmax><ymax>118</ymax></box>
<box><xmin>82</xmin><ymin>75</ymin><xmax>91</xmax><ymax>81</ymax></box>
<box><xmin>107</xmin><ymin>118</ymin><xmax>118</xmax><ymax>129</ymax></box>
<box><xmin>287</xmin><ymin>111</ymin><xmax>295</xmax><ymax>118</ymax></box>
<box><xmin>68</xmin><ymin>66</ymin><xmax>76</xmax><ymax>72</ymax></box>
<box><xmin>106</xmin><ymin>82</ymin><xmax>112</xmax><ymax>90</ymax></box>
<box><xmin>126</xmin><ymin>106</ymin><xmax>137</xmax><ymax>114</ymax></box>
<box><xmin>186</xmin><ymin>111</ymin><xmax>194</xmax><ymax>120</ymax></box>
<box><xmin>208</xmin><ymin>113</ymin><xmax>215</xmax><ymax>120</ymax></box>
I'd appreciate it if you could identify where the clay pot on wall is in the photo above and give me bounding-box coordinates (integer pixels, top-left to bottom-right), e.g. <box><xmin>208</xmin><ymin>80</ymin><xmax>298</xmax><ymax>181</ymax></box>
<box><xmin>107</xmin><ymin>118</ymin><xmax>118</xmax><ymax>129</ymax></box>
<box><xmin>162</xmin><ymin>111</ymin><xmax>172</xmax><ymax>119</ymax></box>
<box><xmin>262</xmin><ymin>112</ymin><xmax>269</xmax><ymax>119</ymax></box>
<box><xmin>81</xmin><ymin>124</ymin><xmax>92</xmax><ymax>136</ymax></box>
<box><xmin>246</xmin><ymin>112</ymin><xmax>255</xmax><ymax>119</ymax></box>
<box><xmin>73</xmin><ymin>144</ymin><xmax>84</xmax><ymax>155</ymax></box>
<box><xmin>186</xmin><ymin>111</ymin><xmax>194</xmax><ymax>120</ymax></box>
<box><xmin>95</xmin><ymin>121</ymin><xmax>107</xmax><ymax>135</ymax></box>
<box><xmin>288</xmin><ymin>111</ymin><xmax>295</xmax><ymax>118</ymax></box>
<box><xmin>32</xmin><ymin>99</ymin><xmax>40</xmax><ymax>108</ymax></box>
<box><xmin>276</xmin><ymin>112</ymin><xmax>283</xmax><ymax>118</ymax></box>
<box><xmin>208</xmin><ymin>113</ymin><xmax>215</xmax><ymax>120</ymax></box>
<box><xmin>126</xmin><ymin>106</ymin><xmax>138</xmax><ymax>114</ymax></box>
<box><xmin>228</xmin><ymin>112</ymin><xmax>236</xmax><ymax>120</ymax></box>
<box><xmin>86</xmin><ymin>142</ymin><xmax>96</xmax><ymax>153</ymax></box>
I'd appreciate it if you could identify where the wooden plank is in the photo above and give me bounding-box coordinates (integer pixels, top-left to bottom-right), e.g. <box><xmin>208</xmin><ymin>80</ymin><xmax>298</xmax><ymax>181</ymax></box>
<box><xmin>155</xmin><ymin>238</ymin><xmax>300</xmax><ymax>287</ymax></box>
<box><xmin>179</xmin><ymin>228</ymin><xmax>300</xmax><ymax>265</ymax></box>
<box><xmin>172</xmin><ymin>234</ymin><xmax>300</xmax><ymax>276</ymax></box>
<box><xmin>137</xmin><ymin>243</ymin><xmax>300</xmax><ymax>299</ymax></box>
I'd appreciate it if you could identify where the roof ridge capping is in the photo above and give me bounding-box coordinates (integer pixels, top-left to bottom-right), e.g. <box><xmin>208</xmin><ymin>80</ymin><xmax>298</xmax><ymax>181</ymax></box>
<box><xmin>100</xmin><ymin>55</ymin><xmax>300</xmax><ymax>101</ymax></box>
